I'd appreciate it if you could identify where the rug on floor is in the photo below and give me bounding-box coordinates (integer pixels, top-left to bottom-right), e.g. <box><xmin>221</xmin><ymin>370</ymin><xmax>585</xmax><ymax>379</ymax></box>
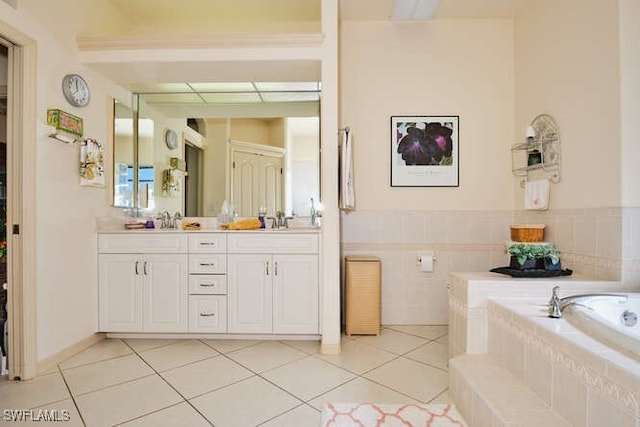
<box><xmin>320</xmin><ymin>402</ymin><xmax>467</xmax><ymax>427</ymax></box>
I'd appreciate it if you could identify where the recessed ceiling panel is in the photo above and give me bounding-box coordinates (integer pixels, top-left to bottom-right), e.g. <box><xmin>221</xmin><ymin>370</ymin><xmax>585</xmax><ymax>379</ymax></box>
<box><xmin>261</xmin><ymin>92</ymin><xmax>320</xmax><ymax>102</ymax></box>
<box><xmin>141</xmin><ymin>93</ymin><xmax>204</xmax><ymax>104</ymax></box>
<box><xmin>254</xmin><ymin>82</ymin><xmax>320</xmax><ymax>92</ymax></box>
<box><xmin>200</xmin><ymin>92</ymin><xmax>262</xmax><ymax>104</ymax></box>
<box><xmin>189</xmin><ymin>82</ymin><xmax>255</xmax><ymax>92</ymax></box>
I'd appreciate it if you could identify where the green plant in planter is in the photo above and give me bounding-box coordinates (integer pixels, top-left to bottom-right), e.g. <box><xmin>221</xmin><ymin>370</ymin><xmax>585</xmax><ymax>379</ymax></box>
<box><xmin>508</xmin><ymin>243</ymin><xmax>560</xmax><ymax>267</ymax></box>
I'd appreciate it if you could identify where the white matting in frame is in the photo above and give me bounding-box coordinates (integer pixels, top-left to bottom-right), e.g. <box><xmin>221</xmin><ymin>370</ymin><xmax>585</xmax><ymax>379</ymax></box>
<box><xmin>391</xmin><ymin>115</ymin><xmax>459</xmax><ymax>187</ymax></box>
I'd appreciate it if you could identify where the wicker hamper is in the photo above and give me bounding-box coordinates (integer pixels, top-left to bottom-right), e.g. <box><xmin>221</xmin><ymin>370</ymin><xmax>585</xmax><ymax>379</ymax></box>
<box><xmin>345</xmin><ymin>255</ymin><xmax>381</xmax><ymax>336</ymax></box>
<box><xmin>510</xmin><ymin>224</ymin><xmax>545</xmax><ymax>242</ymax></box>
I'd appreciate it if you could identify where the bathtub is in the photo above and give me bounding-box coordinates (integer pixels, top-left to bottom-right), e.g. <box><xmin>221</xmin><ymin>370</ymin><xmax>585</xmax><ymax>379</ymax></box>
<box><xmin>563</xmin><ymin>292</ymin><xmax>640</xmax><ymax>361</ymax></box>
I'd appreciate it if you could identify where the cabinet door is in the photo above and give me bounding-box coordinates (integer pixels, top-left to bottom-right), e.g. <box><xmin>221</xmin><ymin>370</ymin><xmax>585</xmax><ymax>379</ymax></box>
<box><xmin>98</xmin><ymin>254</ymin><xmax>143</xmax><ymax>332</ymax></box>
<box><xmin>227</xmin><ymin>254</ymin><xmax>272</xmax><ymax>333</ymax></box>
<box><xmin>143</xmin><ymin>254</ymin><xmax>188</xmax><ymax>332</ymax></box>
<box><xmin>273</xmin><ymin>255</ymin><xmax>319</xmax><ymax>334</ymax></box>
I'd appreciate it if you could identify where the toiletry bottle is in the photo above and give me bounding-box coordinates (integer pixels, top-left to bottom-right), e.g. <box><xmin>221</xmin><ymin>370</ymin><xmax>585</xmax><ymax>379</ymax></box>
<box><xmin>310</xmin><ymin>197</ymin><xmax>316</xmax><ymax>227</ymax></box>
<box><xmin>258</xmin><ymin>206</ymin><xmax>266</xmax><ymax>229</ymax></box>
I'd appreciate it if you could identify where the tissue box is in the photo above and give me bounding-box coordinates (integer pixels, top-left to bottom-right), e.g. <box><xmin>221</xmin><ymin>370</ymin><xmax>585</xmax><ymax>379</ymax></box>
<box><xmin>510</xmin><ymin>224</ymin><xmax>545</xmax><ymax>242</ymax></box>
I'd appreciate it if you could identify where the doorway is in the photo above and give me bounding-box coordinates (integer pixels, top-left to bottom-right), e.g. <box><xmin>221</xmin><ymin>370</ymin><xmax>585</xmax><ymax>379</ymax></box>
<box><xmin>184</xmin><ymin>142</ymin><xmax>202</xmax><ymax>217</ymax></box>
<box><xmin>0</xmin><ymin>42</ymin><xmax>7</xmax><ymax>376</ymax></box>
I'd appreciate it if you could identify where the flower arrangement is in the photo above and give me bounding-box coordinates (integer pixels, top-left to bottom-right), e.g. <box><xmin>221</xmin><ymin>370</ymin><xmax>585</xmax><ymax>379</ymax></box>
<box><xmin>508</xmin><ymin>243</ymin><xmax>560</xmax><ymax>269</ymax></box>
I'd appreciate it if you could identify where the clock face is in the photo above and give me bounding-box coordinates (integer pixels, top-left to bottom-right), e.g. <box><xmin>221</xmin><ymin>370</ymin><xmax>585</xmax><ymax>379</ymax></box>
<box><xmin>62</xmin><ymin>74</ymin><xmax>90</xmax><ymax>107</ymax></box>
<box><xmin>165</xmin><ymin>129</ymin><xmax>179</xmax><ymax>150</ymax></box>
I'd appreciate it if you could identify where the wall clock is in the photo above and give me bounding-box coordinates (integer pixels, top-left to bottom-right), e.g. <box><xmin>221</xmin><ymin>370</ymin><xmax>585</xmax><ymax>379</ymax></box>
<box><xmin>62</xmin><ymin>74</ymin><xmax>90</xmax><ymax>107</ymax></box>
<box><xmin>164</xmin><ymin>129</ymin><xmax>179</xmax><ymax>150</ymax></box>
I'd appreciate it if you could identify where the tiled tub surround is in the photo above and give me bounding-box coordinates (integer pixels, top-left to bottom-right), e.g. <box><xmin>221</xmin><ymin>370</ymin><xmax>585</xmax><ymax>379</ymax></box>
<box><xmin>475</xmin><ymin>298</ymin><xmax>639</xmax><ymax>426</ymax></box>
<box><xmin>341</xmin><ymin>210</ymin><xmax>514</xmax><ymax>325</ymax></box>
<box><xmin>514</xmin><ymin>206</ymin><xmax>640</xmax><ymax>283</ymax></box>
<box><xmin>448</xmin><ymin>272</ymin><xmax>625</xmax><ymax>359</ymax></box>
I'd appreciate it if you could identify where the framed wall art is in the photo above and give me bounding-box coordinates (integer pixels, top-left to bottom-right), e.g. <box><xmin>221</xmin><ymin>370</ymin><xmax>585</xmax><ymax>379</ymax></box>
<box><xmin>390</xmin><ymin>115</ymin><xmax>459</xmax><ymax>187</ymax></box>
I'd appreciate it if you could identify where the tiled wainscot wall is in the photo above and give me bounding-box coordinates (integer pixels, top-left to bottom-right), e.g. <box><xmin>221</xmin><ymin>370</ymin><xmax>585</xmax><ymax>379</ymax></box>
<box><xmin>341</xmin><ymin>207</ymin><xmax>640</xmax><ymax>326</ymax></box>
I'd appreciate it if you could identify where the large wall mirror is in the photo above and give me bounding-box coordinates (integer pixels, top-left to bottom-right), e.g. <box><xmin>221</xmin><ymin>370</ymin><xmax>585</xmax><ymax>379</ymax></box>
<box><xmin>112</xmin><ymin>83</ymin><xmax>320</xmax><ymax>219</ymax></box>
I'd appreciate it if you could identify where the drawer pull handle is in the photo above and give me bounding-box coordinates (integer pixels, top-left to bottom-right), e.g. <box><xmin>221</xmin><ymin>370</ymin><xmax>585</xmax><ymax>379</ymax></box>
<box><xmin>143</xmin><ymin>261</ymin><xmax>148</xmax><ymax>275</ymax></box>
<box><xmin>199</xmin><ymin>263</ymin><xmax>216</xmax><ymax>267</ymax></box>
<box><xmin>200</xmin><ymin>312</ymin><xmax>216</xmax><ymax>317</ymax></box>
<box><xmin>266</xmin><ymin>261</ymin><xmax>269</xmax><ymax>276</ymax></box>
<box><xmin>199</xmin><ymin>242</ymin><xmax>216</xmax><ymax>246</ymax></box>
<box><xmin>275</xmin><ymin>261</ymin><xmax>278</xmax><ymax>276</ymax></box>
<box><xmin>135</xmin><ymin>261</ymin><xmax>139</xmax><ymax>275</ymax></box>
<box><xmin>200</xmin><ymin>283</ymin><xmax>217</xmax><ymax>287</ymax></box>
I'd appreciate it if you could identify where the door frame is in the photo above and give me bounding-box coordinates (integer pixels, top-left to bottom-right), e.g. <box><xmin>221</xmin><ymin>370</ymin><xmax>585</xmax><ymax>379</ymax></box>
<box><xmin>0</xmin><ymin>22</ymin><xmax>37</xmax><ymax>380</ymax></box>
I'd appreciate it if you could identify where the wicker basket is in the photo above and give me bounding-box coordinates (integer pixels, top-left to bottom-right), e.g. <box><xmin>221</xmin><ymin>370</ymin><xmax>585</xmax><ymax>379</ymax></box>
<box><xmin>510</xmin><ymin>224</ymin><xmax>545</xmax><ymax>242</ymax></box>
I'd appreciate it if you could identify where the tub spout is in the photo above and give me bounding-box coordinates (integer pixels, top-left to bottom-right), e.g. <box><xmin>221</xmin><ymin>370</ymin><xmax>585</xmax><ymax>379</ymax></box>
<box><xmin>547</xmin><ymin>286</ymin><xmax>628</xmax><ymax>319</ymax></box>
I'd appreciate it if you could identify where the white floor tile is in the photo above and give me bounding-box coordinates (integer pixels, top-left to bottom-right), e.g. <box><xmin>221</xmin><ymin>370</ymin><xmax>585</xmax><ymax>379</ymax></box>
<box><xmin>161</xmin><ymin>355</ymin><xmax>254</xmax><ymax>399</ymax></box>
<box><xmin>138</xmin><ymin>340</ymin><xmax>218</xmax><ymax>372</ymax></box>
<box><xmin>404</xmin><ymin>341</ymin><xmax>449</xmax><ymax>370</ymax></box>
<box><xmin>279</xmin><ymin>340</ymin><xmax>321</xmax><ymax>355</ymax></box>
<box><xmin>225</xmin><ymin>341</ymin><xmax>307</xmax><ymax>373</ymax></box>
<box><xmin>124</xmin><ymin>338</ymin><xmax>177</xmax><ymax>353</ymax></box>
<box><xmin>429</xmin><ymin>390</ymin><xmax>454</xmax><ymax>404</ymax></box>
<box><xmin>364</xmin><ymin>357</ymin><xmax>449</xmax><ymax>402</ymax></box>
<box><xmin>385</xmin><ymin>325</ymin><xmax>449</xmax><ymax>340</ymax></box>
<box><xmin>75</xmin><ymin>375</ymin><xmax>183</xmax><ymax>427</ymax></box>
<box><xmin>259</xmin><ymin>404</ymin><xmax>321</xmax><ymax>426</ymax></box>
<box><xmin>0</xmin><ymin>372</ymin><xmax>70</xmax><ymax>410</ymax></box>
<box><xmin>354</xmin><ymin>329</ymin><xmax>428</xmax><ymax>355</ymax></box>
<box><xmin>63</xmin><ymin>354</ymin><xmax>154</xmax><ymax>396</ymax></box>
<box><xmin>59</xmin><ymin>339</ymin><xmax>132</xmax><ymax>370</ymax></box>
<box><xmin>118</xmin><ymin>402</ymin><xmax>211</xmax><ymax>427</ymax></box>
<box><xmin>436</xmin><ymin>334</ymin><xmax>449</xmax><ymax>346</ymax></box>
<box><xmin>262</xmin><ymin>356</ymin><xmax>356</xmax><ymax>401</ymax></box>
<box><xmin>315</xmin><ymin>339</ymin><xmax>397</xmax><ymax>375</ymax></box>
<box><xmin>308</xmin><ymin>377</ymin><xmax>420</xmax><ymax>411</ymax></box>
<box><xmin>200</xmin><ymin>339</ymin><xmax>260</xmax><ymax>354</ymax></box>
<box><xmin>190</xmin><ymin>376</ymin><xmax>301</xmax><ymax>427</ymax></box>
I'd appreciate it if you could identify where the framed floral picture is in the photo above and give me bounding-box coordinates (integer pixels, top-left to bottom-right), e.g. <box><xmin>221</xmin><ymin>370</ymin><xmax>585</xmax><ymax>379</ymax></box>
<box><xmin>391</xmin><ymin>115</ymin><xmax>459</xmax><ymax>187</ymax></box>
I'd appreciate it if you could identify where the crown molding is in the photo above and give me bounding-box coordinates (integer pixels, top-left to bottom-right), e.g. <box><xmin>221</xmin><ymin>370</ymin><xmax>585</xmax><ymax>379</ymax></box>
<box><xmin>76</xmin><ymin>33</ymin><xmax>325</xmax><ymax>51</ymax></box>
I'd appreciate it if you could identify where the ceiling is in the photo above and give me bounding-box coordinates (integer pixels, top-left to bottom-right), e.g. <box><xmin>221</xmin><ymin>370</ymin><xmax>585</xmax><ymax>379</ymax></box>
<box><xmin>91</xmin><ymin>0</ymin><xmax>521</xmax><ymax>118</ymax></box>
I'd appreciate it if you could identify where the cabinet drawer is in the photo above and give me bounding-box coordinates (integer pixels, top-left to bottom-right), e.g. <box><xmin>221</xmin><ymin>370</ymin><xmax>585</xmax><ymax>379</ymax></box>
<box><xmin>189</xmin><ymin>275</ymin><xmax>227</xmax><ymax>295</ymax></box>
<box><xmin>189</xmin><ymin>254</ymin><xmax>226</xmax><ymax>274</ymax></box>
<box><xmin>99</xmin><ymin>233</ymin><xmax>187</xmax><ymax>254</ymax></box>
<box><xmin>188</xmin><ymin>233</ymin><xmax>227</xmax><ymax>253</ymax></box>
<box><xmin>189</xmin><ymin>296</ymin><xmax>227</xmax><ymax>333</ymax></box>
<box><xmin>227</xmin><ymin>233</ymin><xmax>318</xmax><ymax>254</ymax></box>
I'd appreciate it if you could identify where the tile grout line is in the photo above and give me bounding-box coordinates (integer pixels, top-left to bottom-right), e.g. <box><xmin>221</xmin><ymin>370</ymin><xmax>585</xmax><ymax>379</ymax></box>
<box><xmin>111</xmin><ymin>339</ymin><xmax>215</xmax><ymax>426</ymax></box>
<box><xmin>56</xmin><ymin>364</ymin><xmax>88</xmax><ymax>427</ymax></box>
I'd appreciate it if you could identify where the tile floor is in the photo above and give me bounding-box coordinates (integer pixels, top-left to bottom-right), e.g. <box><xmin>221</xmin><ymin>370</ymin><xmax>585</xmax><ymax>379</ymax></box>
<box><xmin>0</xmin><ymin>325</ymin><xmax>452</xmax><ymax>427</ymax></box>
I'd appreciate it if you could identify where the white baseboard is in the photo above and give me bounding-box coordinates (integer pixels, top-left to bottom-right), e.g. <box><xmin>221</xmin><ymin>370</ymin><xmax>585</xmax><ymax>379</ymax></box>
<box><xmin>37</xmin><ymin>333</ymin><xmax>106</xmax><ymax>375</ymax></box>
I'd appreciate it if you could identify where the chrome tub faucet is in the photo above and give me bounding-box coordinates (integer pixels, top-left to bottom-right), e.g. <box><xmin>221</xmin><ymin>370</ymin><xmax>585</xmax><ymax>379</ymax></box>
<box><xmin>547</xmin><ymin>285</ymin><xmax>628</xmax><ymax>318</ymax></box>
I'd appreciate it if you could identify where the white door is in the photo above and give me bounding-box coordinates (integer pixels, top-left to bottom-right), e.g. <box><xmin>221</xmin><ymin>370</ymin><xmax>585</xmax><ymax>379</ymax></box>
<box><xmin>272</xmin><ymin>255</ymin><xmax>319</xmax><ymax>334</ymax></box>
<box><xmin>227</xmin><ymin>254</ymin><xmax>272</xmax><ymax>333</ymax></box>
<box><xmin>98</xmin><ymin>254</ymin><xmax>143</xmax><ymax>332</ymax></box>
<box><xmin>143</xmin><ymin>254</ymin><xmax>188</xmax><ymax>332</ymax></box>
<box><xmin>260</xmin><ymin>155</ymin><xmax>283</xmax><ymax>216</ymax></box>
<box><xmin>232</xmin><ymin>150</ymin><xmax>284</xmax><ymax>217</ymax></box>
<box><xmin>232</xmin><ymin>151</ymin><xmax>260</xmax><ymax>217</ymax></box>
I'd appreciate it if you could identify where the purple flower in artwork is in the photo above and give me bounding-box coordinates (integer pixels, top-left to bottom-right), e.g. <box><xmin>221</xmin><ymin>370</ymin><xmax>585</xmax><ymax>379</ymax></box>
<box><xmin>397</xmin><ymin>122</ymin><xmax>453</xmax><ymax>166</ymax></box>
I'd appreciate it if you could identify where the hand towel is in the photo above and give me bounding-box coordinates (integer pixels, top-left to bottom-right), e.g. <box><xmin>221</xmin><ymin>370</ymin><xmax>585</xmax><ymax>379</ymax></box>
<box><xmin>221</xmin><ymin>218</ymin><xmax>262</xmax><ymax>230</ymax></box>
<box><xmin>525</xmin><ymin>178</ymin><xmax>550</xmax><ymax>210</ymax></box>
<box><xmin>339</xmin><ymin>129</ymin><xmax>355</xmax><ymax>210</ymax></box>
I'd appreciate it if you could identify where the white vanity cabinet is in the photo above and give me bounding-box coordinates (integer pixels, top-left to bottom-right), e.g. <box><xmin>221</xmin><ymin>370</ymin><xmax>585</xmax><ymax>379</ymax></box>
<box><xmin>227</xmin><ymin>233</ymin><xmax>319</xmax><ymax>334</ymax></box>
<box><xmin>188</xmin><ymin>233</ymin><xmax>227</xmax><ymax>333</ymax></box>
<box><xmin>98</xmin><ymin>234</ymin><xmax>188</xmax><ymax>333</ymax></box>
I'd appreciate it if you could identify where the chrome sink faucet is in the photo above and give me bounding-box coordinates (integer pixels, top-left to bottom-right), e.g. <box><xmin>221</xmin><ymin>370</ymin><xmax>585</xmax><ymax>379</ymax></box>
<box><xmin>266</xmin><ymin>211</ymin><xmax>294</xmax><ymax>229</ymax></box>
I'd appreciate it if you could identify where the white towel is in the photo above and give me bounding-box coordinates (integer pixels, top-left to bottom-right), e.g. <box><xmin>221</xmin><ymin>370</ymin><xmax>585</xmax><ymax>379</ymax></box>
<box><xmin>339</xmin><ymin>129</ymin><xmax>355</xmax><ymax>210</ymax></box>
<box><xmin>525</xmin><ymin>178</ymin><xmax>550</xmax><ymax>210</ymax></box>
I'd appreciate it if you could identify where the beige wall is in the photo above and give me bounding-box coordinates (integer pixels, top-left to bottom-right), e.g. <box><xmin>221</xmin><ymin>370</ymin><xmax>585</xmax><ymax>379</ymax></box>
<box><xmin>0</xmin><ymin>0</ymin><xmax>131</xmax><ymax>360</ymax></box>
<box><xmin>513</xmin><ymin>0</ymin><xmax>621</xmax><ymax>210</ymax></box>
<box><xmin>620</xmin><ymin>0</ymin><xmax>640</xmax><ymax>207</ymax></box>
<box><xmin>340</xmin><ymin>19</ymin><xmax>514</xmax><ymax>211</ymax></box>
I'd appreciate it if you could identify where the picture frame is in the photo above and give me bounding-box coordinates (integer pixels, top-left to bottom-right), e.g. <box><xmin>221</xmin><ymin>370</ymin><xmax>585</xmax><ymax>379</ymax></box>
<box><xmin>391</xmin><ymin>115</ymin><xmax>459</xmax><ymax>187</ymax></box>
